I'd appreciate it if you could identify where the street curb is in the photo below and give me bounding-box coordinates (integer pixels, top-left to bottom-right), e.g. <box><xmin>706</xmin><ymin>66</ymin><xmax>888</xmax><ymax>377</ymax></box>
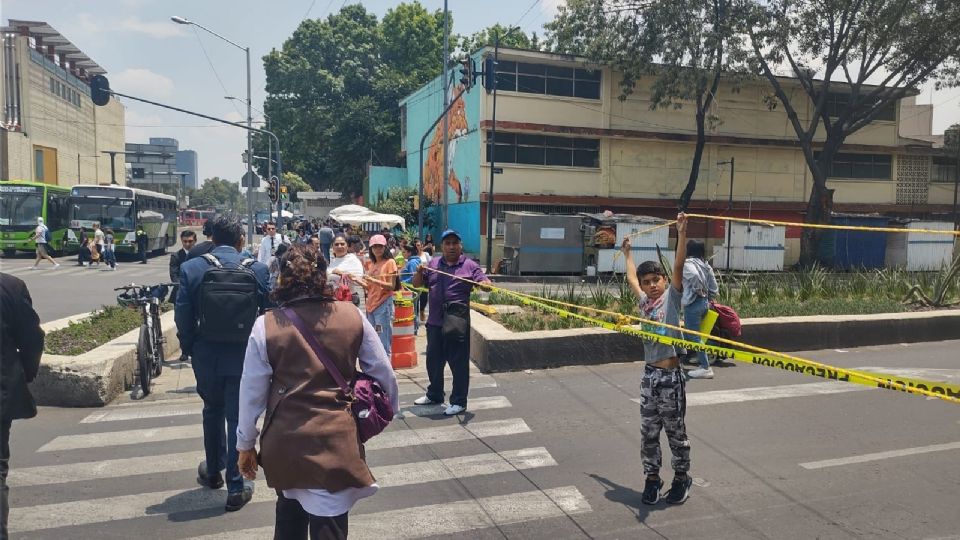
<box><xmin>30</xmin><ymin>311</ymin><xmax>180</xmax><ymax>407</ymax></box>
<box><xmin>469</xmin><ymin>309</ymin><xmax>960</xmax><ymax>373</ymax></box>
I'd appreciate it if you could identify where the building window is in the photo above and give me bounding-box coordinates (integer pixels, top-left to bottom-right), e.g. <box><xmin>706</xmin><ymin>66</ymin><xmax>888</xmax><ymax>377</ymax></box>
<box><xmin>486</xmin><ymin>132</ymin><xmax>600</xmax><ymax>168</ymax></box>
<box><xmin>494</xmin><ymin>60</ymin><xmax>601</xmax><ymax>100</ymax></box>
<box><xmin>817</xmin><ymin>152</ymin><xmax>892</xmax><ymax>179</ymax></box>
<box><xmin>932</xmin><ymin>156</ymin><xmax>958</xmax><ymax>183</ymax></box>
<box><xmin>35</xmin><ymin>149</ymin><xmax>45</xmax><ymax>181</ymax></box>
<box><xmin>823</xmin><ymin>92</ymin><xmax>896</xmax><ymax>121</ymax></box>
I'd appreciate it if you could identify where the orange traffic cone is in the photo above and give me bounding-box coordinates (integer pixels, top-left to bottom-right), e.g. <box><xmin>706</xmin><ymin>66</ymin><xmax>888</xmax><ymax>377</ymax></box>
<box><xmin>390</xmin><ymin>289</ymin><xmax>417</xmax><ymax>369</ymax></box>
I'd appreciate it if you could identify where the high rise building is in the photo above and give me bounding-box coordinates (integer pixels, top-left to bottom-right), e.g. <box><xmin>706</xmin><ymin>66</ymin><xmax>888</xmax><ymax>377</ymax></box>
<box><xmin>176</xmin><ymin>149</ymin><xmax>198</xmax><ymax>189</ymax></box>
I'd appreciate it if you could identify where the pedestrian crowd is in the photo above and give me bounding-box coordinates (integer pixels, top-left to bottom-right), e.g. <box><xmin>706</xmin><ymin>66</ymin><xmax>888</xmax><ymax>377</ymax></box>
<box><xmin>1</xmin><ymin>210</ymin><xmax>731</xmax><ymax>538</ymax></box>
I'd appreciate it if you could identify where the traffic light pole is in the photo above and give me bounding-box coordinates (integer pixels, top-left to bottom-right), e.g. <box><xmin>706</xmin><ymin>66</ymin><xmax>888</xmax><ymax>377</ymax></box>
<box><xmin>90</xmin><ymin>82</ymin><xmax>283</xmax><ymax>232</ymax></box>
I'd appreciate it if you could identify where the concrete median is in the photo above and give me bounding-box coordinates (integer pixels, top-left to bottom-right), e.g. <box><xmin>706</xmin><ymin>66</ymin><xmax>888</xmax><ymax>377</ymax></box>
<box><xmin>30</xmin><ymin>311</ymin><xmax>180</xmax><ymax>407</ymax></box>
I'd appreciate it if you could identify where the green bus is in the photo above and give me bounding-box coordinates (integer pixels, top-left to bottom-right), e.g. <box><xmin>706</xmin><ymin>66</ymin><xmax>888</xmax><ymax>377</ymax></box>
<box><xmin>0</xmin><ymin>180</ymin><xmax>73</xmax><ymax>256</ymax></box>
<box><xmin>67</xmin><ymin>185</ymin><xmax>178</xmax><ymax>255</ymax></box>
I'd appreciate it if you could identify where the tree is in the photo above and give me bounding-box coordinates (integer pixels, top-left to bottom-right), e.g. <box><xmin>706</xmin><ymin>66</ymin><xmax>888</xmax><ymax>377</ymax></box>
<box><xmin>192</xmin><ymin>177</ymin><xmax>241</xmax><ymax>211</ymax></box>
<box><xmin>373</xmin><ymin>186</ymin><xmax>433</xmax><ymax>234</ymax></box>
<box><xmin>458</xmin><ymin>24</ymin><xmax>540</xmax><ymax>54</ymax></box>
<box><xmin>283</xmin><ymin>171</ymin><xmax>311</xmax><ymax>201</ymax></box>
<box><xmin>547</xmin><ymin>0</ymin><xmax>748</xmax><ymax>211</ymax></box>
<box><xmin>745</xmin><ymin>0</ymin><xmax>960</xmax><ymax>265</ymax></box>
<box><xmin>257</xmin><ymin>2</ymin><xmax>448</xmax><ymax>196</ymax></box>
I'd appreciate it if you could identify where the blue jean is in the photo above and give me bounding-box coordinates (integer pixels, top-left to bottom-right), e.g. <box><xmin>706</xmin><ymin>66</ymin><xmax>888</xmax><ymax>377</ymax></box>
<box><xmin>366</xmin><ymin>299</ymin><xmax>394</xmax><ymax>357</ymax></box>
<box><xmin>683</xmin><ymin>296</ymin><xmax>710</xmax><ymax>369</ymax></box>
<box><xmin>193</xmin><ymin>368</ymin><xmax>243</xmax><ymax>493</ymax></box>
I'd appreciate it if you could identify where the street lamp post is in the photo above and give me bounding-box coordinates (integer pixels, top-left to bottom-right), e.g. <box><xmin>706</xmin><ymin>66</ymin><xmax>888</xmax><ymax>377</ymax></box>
<box><xmin>718</xmin><ymin>158</ymin><xmax>735</xmax><ymax>272</ymax></box>
<box><xmin>100</xmin><ymin>150</ymin><xmax>123</xmax><ymax>185</ymax></box>
<box><xmin>485</xmin><ymin>26</ymin><xmax>520</xmax><ymax>274</ymax></box>
<box><xmin>172</xmin><ymin>15</ymin><xmax>256</xmax><ymax>242</ymax></box>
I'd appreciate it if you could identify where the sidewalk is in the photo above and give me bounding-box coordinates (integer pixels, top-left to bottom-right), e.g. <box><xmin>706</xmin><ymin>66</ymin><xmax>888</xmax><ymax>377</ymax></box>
<box><xmin>122</xmin><ymin>331</ymin><xmax>431</xmax><ymax>405</ymax></box>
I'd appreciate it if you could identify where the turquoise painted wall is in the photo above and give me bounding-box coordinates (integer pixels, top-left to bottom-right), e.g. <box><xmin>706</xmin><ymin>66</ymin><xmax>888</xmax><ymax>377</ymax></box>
<box><xmin>367</xmin><ymin>166</ymin><xmax>409</xmax><ymax>205</ymax></box>
<box><xmin>403</xmin><ymin>52</ymin><xmax>483</xmax><ymax>253</ymax></box>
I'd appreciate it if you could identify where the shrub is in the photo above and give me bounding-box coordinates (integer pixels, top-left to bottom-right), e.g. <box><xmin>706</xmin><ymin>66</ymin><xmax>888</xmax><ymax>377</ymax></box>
<box><xmin>44</xmin><ymin>303</ymin><xmax>173</xmax><ymax>356</ymax></box>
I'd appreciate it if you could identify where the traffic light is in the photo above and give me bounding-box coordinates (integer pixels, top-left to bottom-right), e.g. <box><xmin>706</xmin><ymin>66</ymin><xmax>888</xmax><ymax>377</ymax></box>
<box><xmin>458</xmin><ymin>57</ymin><xmax>477</xmax><ymax>90</ymax></box>
<box><xmin>267</xmin><ymin>177</ymin><xmax>278</xmax><ymax>203</ymax></box>
<box><xmin>280</xmin><ymin>185</ymin><xmax>288</xmax><ymax>200</ymax></box>
<box><xmin>90</xmin><ymin>75</ymin><xmax>111</xmax><ymax>106</ymax></box>
<box><xmin>483</xmin><ymin>56</ymin><xmax>496</xmax><ymax>93</ymax></box>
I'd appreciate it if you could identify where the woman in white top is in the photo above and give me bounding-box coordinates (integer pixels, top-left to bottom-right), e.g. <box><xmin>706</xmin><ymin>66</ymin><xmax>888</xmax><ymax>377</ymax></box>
<box><xmin>327</xmin><ymin>234</ymin><xmax>364</xmax><ymax>306</ymax></box>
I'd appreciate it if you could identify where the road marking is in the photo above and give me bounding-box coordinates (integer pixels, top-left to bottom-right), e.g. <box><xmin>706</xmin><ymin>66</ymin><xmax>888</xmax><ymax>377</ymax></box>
<box><xmin>400</xmin><ymin>396</ymin><xmax>511</xmax><ymax>417</ymax></box>
<box><xmin>38</xmin><ymin>424</ymin><xmax>200</xmax><ymax>452</ymax></box>
<box><xmin>631</xmin><ymin>381</ymin><xmax>873</xmax><ymax>407</ymax></box>
<box><xmin>366</xmin><ymin>418</ymin><xmax>531</xmax><ymax>450</ymax></box>
<box><xmin>7</xmin><ymin>451</ymin><xmax>203</xmax><ymax>487</ymax></box>
<box><xmin>799</xmin><ymin>441</ymin><xmax>960</xmax><ymax>470</ymax></box>
<box><xmin>190</xmin><ymin>486</ymin><xmax>591</xmax><ymax>540</ymax></box>
<box><xmin>81</xmin><ymin>395</ymin><xmax>509</xmax><ymax>424</ymax></box>
<box><xmin>397</xmin><ymin>378</ymin><xmax>497</xmax><ymax>395</ymax></box>
<box><xmin>81</xmin><ymin>402</ymin><xmax>201</xmax><ymax>423</ymax></box>
<box><xmin>8</xmin><ymin>446</ymin><xmax>553</xmax><ymax>488</ymax></box>
<box><xmin>400</xmin><ymin>372</ymin><xmax>497</xmax><ymax>387</ymax></box>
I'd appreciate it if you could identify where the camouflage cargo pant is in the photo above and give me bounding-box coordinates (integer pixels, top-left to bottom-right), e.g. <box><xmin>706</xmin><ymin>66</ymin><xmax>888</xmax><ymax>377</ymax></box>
<box><xmin>640</xmin><ymin>364</ymin><xmax>691</xmax><ymax>475</ymax></box>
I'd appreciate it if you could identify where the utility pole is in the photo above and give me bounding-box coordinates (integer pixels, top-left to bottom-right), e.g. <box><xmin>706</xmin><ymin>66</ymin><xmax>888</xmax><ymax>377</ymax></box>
<box><xmin>718</xmin><ymin>157</ymin><xmax>735</xmax><ymax>272</ymax></box>
<box><xmin>441</xmin><ymin>0</ymin><xmax>450</xmax><ymax>231</ymax></box>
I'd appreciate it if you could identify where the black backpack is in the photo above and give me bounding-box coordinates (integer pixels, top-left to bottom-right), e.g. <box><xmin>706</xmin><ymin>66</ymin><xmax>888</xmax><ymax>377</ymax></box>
<box><xmin>198</xmin><ymin>254</ymin><xmax>261</xmax><ymax>343</ymax></box>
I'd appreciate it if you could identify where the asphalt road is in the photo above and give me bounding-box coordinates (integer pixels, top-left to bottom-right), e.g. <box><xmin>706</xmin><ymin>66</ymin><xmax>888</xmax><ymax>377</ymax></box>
<box><xmin>7</xmin><ymin>339</ymin><xmax>960</xmax><ymax>539</ymax></box>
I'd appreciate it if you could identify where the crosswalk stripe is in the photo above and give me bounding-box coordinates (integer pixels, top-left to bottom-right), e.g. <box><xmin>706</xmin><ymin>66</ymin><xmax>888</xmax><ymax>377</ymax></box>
<box><xmin>8</xmin><ymin>451</ymin><xmax>203</xmax><ymax>487</ymax></box>
<box><xmin>38</xmin><ymin>424</ymin><xmax>200</xmax><ymax>452</ymax></box>
<box><xmin>631</xmin><ymin>381</ymin><xmax>873</xmax><ymax>407</ymax></box>
<box><xmin>8</xmin><ymin>446</ymin><xmax>555</xmax><ymax>489</ymax></box>
<box><xmin>366</xmin><ymin>418</ymin><xmax>532</xmax><ymax>450</ymax></box>
<box><xmin>401</xmin><ymin>373</ymin><xmax>497</xmax><ymax>387</ymax></box>
<box><xmin>80</xmin><ymin>395</ymin><xmax>510</xmax><ymax>424</ymax></box>
<box><xmin>397</xmin><ymin>377</ymin><xmax>497</xmax><ymax>395</ymax></box>
<box><xmin>400</xmin><ymin>396</ymin><xmax>511</xmax><ymax>417</ymax></box>
<box><xmin>39</xmin><ymin>418</ymin><xmax>529</xmax><ymax>453</ymax></box>
<box><xmin>191</xmin><ymin>486</ymin><xmax>591</xmax><ymax>540</ymax></box>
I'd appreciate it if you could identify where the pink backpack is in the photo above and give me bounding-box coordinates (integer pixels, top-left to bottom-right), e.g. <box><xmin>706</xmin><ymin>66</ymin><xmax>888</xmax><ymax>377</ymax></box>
<box><xmin>709</xmin><ymin>301</ymin><xmax>742</xmax><ymax>338</ymax></box>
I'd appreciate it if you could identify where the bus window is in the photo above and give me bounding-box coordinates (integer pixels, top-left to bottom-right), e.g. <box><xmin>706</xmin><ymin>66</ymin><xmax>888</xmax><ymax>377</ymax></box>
<box><xmin>0</xmin><ymin>189</ymin><xmax>43</xmax><ymax>228</ymax></box>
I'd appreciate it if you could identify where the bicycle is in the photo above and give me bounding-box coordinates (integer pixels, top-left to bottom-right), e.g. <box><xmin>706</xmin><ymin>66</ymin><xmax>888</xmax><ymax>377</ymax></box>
<box><xmin>115</xmin><ymin>282</ymin><xmax>173</xmax><ymax>397</ymax></box>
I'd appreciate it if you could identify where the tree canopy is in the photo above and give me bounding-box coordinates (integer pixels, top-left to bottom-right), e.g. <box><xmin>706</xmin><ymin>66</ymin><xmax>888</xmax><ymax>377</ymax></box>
<box><xmin>257</xmin><ymin>2</ymin><xmax>448</xmax><ymax>197</ymax></box>
<box><xmin>458</xmin><ymin>24</ymin><xmax>541</xmax><ymax>54</ymax></box>
<box><xmin>192</xmin><ymin>177</ymin><xmax>241</xmax><ymax>211</ymax></box>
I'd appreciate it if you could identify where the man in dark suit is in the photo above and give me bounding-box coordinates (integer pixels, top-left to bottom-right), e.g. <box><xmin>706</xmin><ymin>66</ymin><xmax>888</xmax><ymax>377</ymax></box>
<box><xmin>0</xmin><ymin>273</ymin><xmax>44</xmax><ymax>538</ymax></box>
<box><xmin>169</xmin><ymin>230</ymin><xmax>197</xmax><ymax>362</ymax></box>
<box><xmin>175</xmin><ymin>217</ymin><xmax>269</xmax><ymax>512</ymax></box>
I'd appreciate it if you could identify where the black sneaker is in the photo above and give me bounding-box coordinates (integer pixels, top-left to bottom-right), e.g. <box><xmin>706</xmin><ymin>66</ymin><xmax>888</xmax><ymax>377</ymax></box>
<box><xmin>225</xmin><ymin>484</ymin><xmax>254</xmax><ymax>512</ymax></box>
<box><xmin>641</xmin><ymin>476</ymin><xmax>663</xmax><ymax>505</ymax></box>
<box><xmin>664</xmin><ymin>475</ymin><xmax>693</xmax><ymax>504</ymax></box>
<box><xmin>197</xmin><ymin>460</ymin><xmax>224</xmax><ymax>489</ymax></box>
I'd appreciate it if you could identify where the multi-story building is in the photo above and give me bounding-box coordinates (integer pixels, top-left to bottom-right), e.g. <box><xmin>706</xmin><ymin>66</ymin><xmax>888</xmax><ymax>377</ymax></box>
<box><xmin>370</xmin><ymin>47</ymin><xmax>955</xmax><ymax>266</ymax></box>
<box><xmin>176</xmin><ymin>148</ymin><xmax>199</xmax><ymax>190</ymax></box>
<box><xmin>0</xmin><ymin>20</ymin><xmax>125</xmax><ymax>186</ymax></box>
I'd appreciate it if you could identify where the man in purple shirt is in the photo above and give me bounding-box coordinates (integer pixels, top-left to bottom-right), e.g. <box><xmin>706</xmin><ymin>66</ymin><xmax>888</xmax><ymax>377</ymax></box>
<box><xmin>412</xmin><ymin>229</ymin><xmax>491</xmax><ymax>415</ymax></box>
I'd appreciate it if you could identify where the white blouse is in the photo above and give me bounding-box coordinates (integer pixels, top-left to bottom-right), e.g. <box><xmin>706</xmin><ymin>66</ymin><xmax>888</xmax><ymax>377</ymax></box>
<box><xmin>236</xmin><ymin>307</ymin><xmax>400</xmax><ymax>517</ymax></box>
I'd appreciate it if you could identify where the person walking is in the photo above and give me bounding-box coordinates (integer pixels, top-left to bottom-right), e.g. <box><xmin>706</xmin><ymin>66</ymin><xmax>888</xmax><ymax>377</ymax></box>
<box><xmin>175</xmin><ymin>217</ymin><xmax>270</xmax><ymax>512</ymax></box>
<box><xmin>237</xmin><ymin>244</ymin><xmax>399</xmax><ymax>540</ymax></box>
<box><xmin>412</xmin><ymin>230</ymin><xmax>491</xmax><ymax>416</ymax></box>
<box><xmin>0</xmin><ymin>272</ymin><xmax>44</xmax><ymax>538</ymax></box>
<box><xmin>135</xmin><ymin>224</ymin><xmax>149</xmax><ymax>264</ymax></box>
<box><xmin>621</xmin><ymin>213</ymin><xmax>695</xmax><ymax>505</ymax></box>
<box><xmin>77</xmin><ymin>227</ymin><xmax>91</xmax><ymax>266</ymax></box>
<box><xmin>169</xmin><ymin>229</ymin><xmax>197</xmax><ymax>362</ymax></box>
<box><xmin>102</xmin><ymin>228</ymin><xmax>117</xmax><ymax>271</ymax></box>
<box><xmin>187</xmin><ymin>220</ymin><xmax>216</xmax><ymax>260</ymax></box>
<box><xmin>318</xmin><ymin>221</ymin><xmax>335</xmax><ymax>262</ymax></box>
<box><xmin>328</xmin><ymin>234</ymin><xmax>364</xmax><ymax>307</ymax></box>
<box><xmin>92</xmin><ymin>222</ymin><xmax>105</xmax><ymax>267</ymax></box>
<box><xmin>361</xmin><ymin>235</ymin><xmax>398</xmax><ymax>357</ymax></box>
<box><xmin>29</xmin><ymin>217</ymin><xmax>60</xmax><ymax>269</ymax></box>
<box><xmin>681</xmin><ymin>240</ymin><xmax>720</xmax><ymax>379</ymax></box>
<box><xmin>257</xmin><ymin>221</ymin><xmax>290</xmax><ymax>269</ymax></box>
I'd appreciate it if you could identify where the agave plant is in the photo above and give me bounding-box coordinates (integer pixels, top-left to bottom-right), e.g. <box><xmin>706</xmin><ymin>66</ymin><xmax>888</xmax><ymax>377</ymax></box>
<box><xmin>903</xmin><ymin>255</ymin><xmax>960</xmax><ymax>307</ymax></box>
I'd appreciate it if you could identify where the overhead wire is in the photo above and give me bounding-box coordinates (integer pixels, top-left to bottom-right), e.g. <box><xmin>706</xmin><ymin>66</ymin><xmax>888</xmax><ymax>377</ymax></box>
<box><xmin>190</xmin><ymin>26</ymin><xmax>244</xmax><ymax>119</ymax></box>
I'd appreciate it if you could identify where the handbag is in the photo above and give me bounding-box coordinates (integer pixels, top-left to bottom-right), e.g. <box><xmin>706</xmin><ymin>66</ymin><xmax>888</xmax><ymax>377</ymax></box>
<box><xmin>281</xmin><ymin>307</ymin><xmax>393</xmax><ymax>443</ymax></box>
<box><xmin>334</xmin><ymin>276</ymin><xmax>353</xmax><ymax>302</ymax></box>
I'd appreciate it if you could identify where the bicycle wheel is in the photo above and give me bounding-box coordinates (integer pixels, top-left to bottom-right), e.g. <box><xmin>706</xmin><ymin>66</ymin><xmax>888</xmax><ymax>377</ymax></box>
<box><xmin>137</xmin><ymin>324</ymin><xmax>153</xmax><ymax>396</ymax></box>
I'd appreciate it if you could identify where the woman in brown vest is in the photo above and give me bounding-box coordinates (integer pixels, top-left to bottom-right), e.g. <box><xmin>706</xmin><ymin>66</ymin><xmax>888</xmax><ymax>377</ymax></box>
<box><xmin>236</xmin><ymin>243</ymin><xmax>399</xmax><ymax>539</ymax></box>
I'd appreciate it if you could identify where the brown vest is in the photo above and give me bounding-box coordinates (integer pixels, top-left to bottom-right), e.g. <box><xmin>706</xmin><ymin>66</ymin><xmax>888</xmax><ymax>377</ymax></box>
<box><xmin>258</xmin><ymin>297</ymin><xmax>375</xmax><ymax>491</ymax></box>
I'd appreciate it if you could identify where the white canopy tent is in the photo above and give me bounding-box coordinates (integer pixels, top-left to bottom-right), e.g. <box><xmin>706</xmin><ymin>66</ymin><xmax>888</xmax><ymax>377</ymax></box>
<box><xmin>328</xmin><ymin>204</ymin><xmax>405</xmax><ymax>230</ymax></box>
<box><xmin>271</xmin><ymin>209</ymin><xmax>294</xmax><ymax>218</ymax></box>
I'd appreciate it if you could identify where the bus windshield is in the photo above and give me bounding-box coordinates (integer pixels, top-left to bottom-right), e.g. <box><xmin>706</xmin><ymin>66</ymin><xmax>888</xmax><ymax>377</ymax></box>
<box><xmin>71</xmin><ymin>199</ymin><xmax>135</xmax><ymax>230</ymax></box>
<box><xmin>0</xmin><ymin>191</ymin><xmax>43</xmax><ymax>229</ymax></box>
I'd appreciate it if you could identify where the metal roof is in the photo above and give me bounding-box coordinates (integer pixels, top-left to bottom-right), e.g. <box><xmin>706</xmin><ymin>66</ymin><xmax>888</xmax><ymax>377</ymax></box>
<box><xmin>2</xmin><ymin>19</ymin><xmax>106</xmax><ymax>75</ymax></box>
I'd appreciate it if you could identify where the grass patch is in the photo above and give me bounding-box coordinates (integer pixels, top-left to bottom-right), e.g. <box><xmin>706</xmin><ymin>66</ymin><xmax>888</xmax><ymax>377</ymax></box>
<box><xmin>45</xmin><ymin>303</ymin><xmax>172</xmax><ymax>356</ymax></box>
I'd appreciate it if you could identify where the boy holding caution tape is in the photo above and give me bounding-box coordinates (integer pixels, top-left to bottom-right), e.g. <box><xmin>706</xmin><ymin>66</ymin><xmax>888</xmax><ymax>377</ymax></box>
<box><xmin>621</xmin><ymin>212</ymin><xmax>693</xmax><ymax>505</ymax></box>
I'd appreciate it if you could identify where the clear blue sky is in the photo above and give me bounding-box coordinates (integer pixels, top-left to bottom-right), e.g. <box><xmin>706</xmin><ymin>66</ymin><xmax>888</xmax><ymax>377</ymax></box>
<box><xmin>2</xmin><ymin>0</ymin><xmax>562</xmax><ymax>185</ymax></box>
<box><xmin>3</xmin><ymin>0</ymin><xmax>958</xmax><ymax>187</ymax></box>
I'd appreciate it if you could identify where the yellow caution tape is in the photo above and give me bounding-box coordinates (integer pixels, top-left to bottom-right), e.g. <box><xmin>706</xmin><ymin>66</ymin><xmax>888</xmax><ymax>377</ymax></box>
<box><xmin>423</xmin><ymin>266</ymin><xmax>960</xmax><ymax>405</ymax></box>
